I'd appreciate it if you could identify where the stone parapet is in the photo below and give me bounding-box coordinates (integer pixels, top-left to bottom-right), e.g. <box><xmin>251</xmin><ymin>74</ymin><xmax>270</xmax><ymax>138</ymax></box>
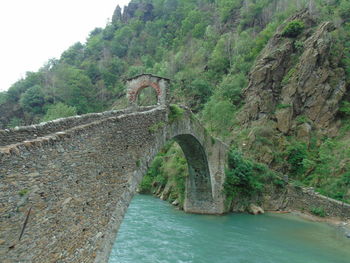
<box><xmin>0</xmin><ymin>105</ymin><xmax>227</xmax><ymax>263</ymax></box>
<box><xmin>0</xmin><ymin>106</ymin><xmax>157</xmax><ymax>147</ymax></box>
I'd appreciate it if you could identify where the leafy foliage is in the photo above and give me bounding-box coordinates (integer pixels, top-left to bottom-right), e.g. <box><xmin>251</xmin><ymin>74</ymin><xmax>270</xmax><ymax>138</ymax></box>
<box><xmin>224</xmin><ymin>149</ymin><xmax>282</xmax><ymax>201</ymax></box>
<box><xmin>310</xmin><ymin>207</ymin><xmax>325</xmax><ymax>217</ymax></box>
<box><xmin>7</xmin><ymin>117</ymin><xmax>24</xmax><ymax>128</ymax></box>
<box><xmin>286</xmin><ymin>142</ymin><xmax>308</xmax><ymax>177</ymax></box>
<box><xmin>137</xmin><ymin>86</ymin><xmax>158</xmax><ymax>106</ymax></box>
<box><xmin>224</xmin><ymin>150</ymin><xmax>263</xmax><ymax>198</ymax></box>
<box><xmin>168</xmin><ymin>104</ymin><xmax>184</xmax><ymax>123</ymax></box>
<box><xmin>0</xmin><ymin>92</ymin><xmax>8</xmax><ymax>106</ymax></box>
<box><xmin>203</xmin><ymin>97</ymin><xmax>235</xmax><ymax>136</ymax></box>
<box><xmin>339</xmin><ymin>101</ymin><xmax>350</xmax><ymax>116</ymax></box>
<box><xmin>148</xmin><ymin>121</ymin><xmax>165</xmax><ymax>133</ymax></box>
<box><xmin>339</xmin><ymin>0</ymin><xmax>350</xmax><ymax>21</ymax></box>
<box><xmin>139</xmin><ymin>142</ymin><xmax>188</xmax><ymax>206</ymax></box>
<box><xmin>19</xmin><ymin>85</ymin><xmax>45</xmax><ymax>114</ymax></box>
<box><xmin>41</xmin><ymin>103</ymin><xmax>77</xmax><ymax>122</ymax></box>
<box><xmin>282</xmin><ymin>20</ymin><xmax>305</xmax><ymax>38</ymax></box>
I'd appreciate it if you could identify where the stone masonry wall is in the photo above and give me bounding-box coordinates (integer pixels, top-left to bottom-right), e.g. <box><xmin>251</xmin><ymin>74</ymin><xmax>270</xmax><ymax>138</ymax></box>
<box><xmin>261</xmin><ymin>185</ymin><xmax>350</xmax><ymax>219</ymax></box>
<box><xmin>0</xmin><ymin>106</ymin><xmax>156</xmax><ymax>147</ymax></box>
<box><xmin>286</xmin><ymin>186</ymin><xmax>350</xmax><ymax>219</ymax></box>
<box><xmin>0</xmin><ymin>106</ymin><xmax>227</xmax><ymax>263</ymax></box>
<box><xmin>0</xmin><ymin>107</ymin><xmax>168</xmax><ymax>263</ymax></box>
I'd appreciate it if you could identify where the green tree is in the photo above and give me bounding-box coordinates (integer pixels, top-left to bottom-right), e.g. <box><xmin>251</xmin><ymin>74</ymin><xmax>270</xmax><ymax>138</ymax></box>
<box><xmin>218</xmin><ymin>73</ymin><xmax>246</xmax><ymax>105</ymax></box>
<box><xmin>42</xmin><ymin>102</ymin><xmax>77</xmax><ymax>122</ymax></box>
<box><xmin>0</xmin><ymin>92</ymin><xmax>8</xmax><ymax>106</ymax></box>
<box><xmin>217</xmin><ymin>0</ymin><xmax>243</xmax><ymax>22</ymax></box>
<box><xmin>19</xmin><ymin>85</ymin><xmax>45</xmax><ymax>114</ymax></box>
<box><xmin>203</xmin><ymin>97</ymin><xmax>235</xmax><ymax>135</ymax></box>
<box><xmin>339</xmin><ymin>0</ymin><xmax>350</xmax><ymax>21</ymax></box>
<box><xmin>208</xmin><ymin>35</ymin><xmax>230</xmax><ymax>75</ymax></box>
<box><xmin>112</xmin><ymin>5</ymin><xmax>122</xmax><ymax>24</ymax></box>
<box><xmin>54</xmin><ymin>65</ymin><xmax>94</xmax><ymax>113</ymax></box>
<box><xmin>60</xmin><ymin>42</ymin><xmax>84</xmax><ymax>66</ymax></box>
<box><xmin>224</xmin><ymin>149</ymin><xmax>265</xmax><ymax>198</ymax></box>
<box><xmin>85</xmin><ymin>33</ymin><xmax>104</xmax><ymax>59</ymax></box>
<box><xmin>7</xmin><ymin>72</ymin><xmax>43</xmax><ymax>102</ymax></box>
<box><xmin>111</xmin><ymin>26</ymin><xmax>133</xmax><ymax>57</ymax></box>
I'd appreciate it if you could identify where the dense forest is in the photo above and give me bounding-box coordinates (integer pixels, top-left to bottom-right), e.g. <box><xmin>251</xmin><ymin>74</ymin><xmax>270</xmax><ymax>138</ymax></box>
<box><xmin>1</xmin><ymin>0</ymin><xmax>350</xmax><ymax>210</ymax></box>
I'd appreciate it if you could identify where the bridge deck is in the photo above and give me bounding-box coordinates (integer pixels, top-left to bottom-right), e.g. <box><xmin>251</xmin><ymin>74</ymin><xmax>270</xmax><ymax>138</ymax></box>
<box><xmin>0</xmin><ymin>106</ymin><xmax>156</xmax><ymax>147</ymax></box>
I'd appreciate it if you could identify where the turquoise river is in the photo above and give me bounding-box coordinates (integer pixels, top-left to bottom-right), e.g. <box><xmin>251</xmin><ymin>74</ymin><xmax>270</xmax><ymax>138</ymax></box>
<box><xmin>109</xmin><ymin>195</ymin><xmax>350</xmax><ymax>263</ymax></box>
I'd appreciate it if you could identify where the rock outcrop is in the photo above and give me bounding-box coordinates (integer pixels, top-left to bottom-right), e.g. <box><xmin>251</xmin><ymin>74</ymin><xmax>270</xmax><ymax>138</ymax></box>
<box><xmin>248</xmin><ymin>204</ymin><xmax>265</xmax><ymax>215</ymax></box>
<box><xmin>238</xmin><ymin>10</ymin><xmax>347</xmax><ymax>137</ymax></box>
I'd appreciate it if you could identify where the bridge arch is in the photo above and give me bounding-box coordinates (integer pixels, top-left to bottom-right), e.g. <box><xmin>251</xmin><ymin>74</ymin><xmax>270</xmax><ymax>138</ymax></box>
<box><xmin>0</xmin><ymin>102</ymin><xmax>227</xmax><ymax>263</ymax></box>
<box><xmin>136</xmin><ymin>85</ymin><xmax>159</xmax><ymax>106</ymax></box>
<box><xmin>92</xmin><ymin>107</ymin><xmax>228</xmax><ymax>262</ymax></box>
<box><xmin>126</xmin><ymin>74</ymin><xmax>170</xmax><ymax>108</ymax></box>
<box><xmin>174</xmin><ymin>134</ymin><xmax>213</xmax><ymax>206</ymax></box>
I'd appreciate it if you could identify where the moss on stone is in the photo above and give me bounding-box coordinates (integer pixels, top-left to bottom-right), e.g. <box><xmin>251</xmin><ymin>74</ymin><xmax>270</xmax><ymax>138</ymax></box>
<box><xmin>18</xmin><ymin>189</ymin><xmax>29</xmax><ymax>196</ymax></box>
<box><xmin>148</xmin><ymin>121</ymin><xmax>165</xmax><ymax>133</ymax></box>
<box><xmin>168</xmin><ymin>104</ymin><xmax>185</xmax><ymax>124</ymax></box>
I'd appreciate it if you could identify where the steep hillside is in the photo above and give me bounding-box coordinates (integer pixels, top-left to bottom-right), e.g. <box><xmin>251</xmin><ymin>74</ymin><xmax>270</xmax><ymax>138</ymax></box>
<box><xmin>232</xmin><ymin>7</ymin><xmax>350</xmax><ymax>204</ymax></box>
<box><xmin>0</xmin><ymin>0</ymin><xmax>349</xmax><ymax>206</ymax></box>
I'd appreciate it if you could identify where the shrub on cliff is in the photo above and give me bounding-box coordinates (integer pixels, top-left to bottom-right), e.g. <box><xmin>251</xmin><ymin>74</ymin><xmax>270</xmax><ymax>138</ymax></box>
<box><xmin>282</xmin><ymin>20</ymin><xmax>305</xmax><ymax>38</ymax></box>
<box><xmin>339</xmin><ymin>101</ymin><xmax>350</xmax><ymax>116</ymax></box>
<box><xmin>224</xmin><ymin>150</ymin><xmax>265</xmax><ymax>198</ymax></box>
<box><xmin>224</xmin><ymin>149</ymin><xmax>285</xmax><ymax>205</ymax></box>
<box><xmin>286</xmin><ymin>142</ymin><xmax>308</xmax><ymax>177</ymax></box>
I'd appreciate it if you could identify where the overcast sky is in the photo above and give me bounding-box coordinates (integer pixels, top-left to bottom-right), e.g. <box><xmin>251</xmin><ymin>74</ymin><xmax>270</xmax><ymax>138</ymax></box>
<box><xmin>0</xmin><ymin>0</ymin><xmax>131</xmax><ymax>92</ymax></box>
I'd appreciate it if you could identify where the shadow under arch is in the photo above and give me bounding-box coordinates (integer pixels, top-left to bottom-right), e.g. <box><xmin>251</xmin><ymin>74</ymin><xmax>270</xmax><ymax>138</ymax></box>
<box><xmin>173</xmin><ymin>134</ymin><xmax>213</xmax><ymax>205</ymax></box>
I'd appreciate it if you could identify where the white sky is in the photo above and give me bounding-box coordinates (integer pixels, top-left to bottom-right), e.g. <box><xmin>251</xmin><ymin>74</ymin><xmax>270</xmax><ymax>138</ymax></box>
<box><xmin>0</xmin><ymin>0</ymin><xmax>131</xmax><ymax>92</ymax></box>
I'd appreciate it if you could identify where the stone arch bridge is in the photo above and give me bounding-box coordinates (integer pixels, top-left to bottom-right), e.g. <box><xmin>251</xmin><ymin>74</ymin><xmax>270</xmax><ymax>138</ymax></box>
<box><xmin>0</xmin><ymin>74</ymin><xmax>228</xmax><ymax>263</ymax></box>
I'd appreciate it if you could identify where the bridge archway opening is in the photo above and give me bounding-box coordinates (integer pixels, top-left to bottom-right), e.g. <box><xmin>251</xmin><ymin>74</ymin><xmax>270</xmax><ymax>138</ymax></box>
<box><xmin>126</xmin><ymin>74</ymin><xmax>169</xmax><ymax>108</ymax></box>
<box><xmin>173</xmin><ymin>134</ymin><xmax>213</xmax><ymax>206</ymax></box>
<box><xmin>136</xmin><ymin>85</ymin><xmax>159</xmax><ymax>106</ymax></box>
<box><xmin>139</xmin><ymin>133</ymin><xmax>213</xmax><ymax>210</ymax></box>
<box><xmin>109</xmin><ymin>134</ymin><xmax>215</xmax><ymax>260</ymax></box>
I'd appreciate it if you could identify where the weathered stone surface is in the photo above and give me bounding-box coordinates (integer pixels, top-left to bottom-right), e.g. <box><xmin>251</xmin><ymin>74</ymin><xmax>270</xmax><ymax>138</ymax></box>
<box><xmin>126</xmin><ymin>74</ymin><xmax>170</xmax><ymax>109</ymax></box>
<box><xmin>238</xmin><ymin>10</ymin><xmax>347</xmax><ymax>136</ymax></box>
<box><xmin>248</xmin><ymin>204</ymin><xmax>264</xmax><ymax>215</ymax></box>
<box><xmin>160</xmin><ymin>181</ymin><xmax>172</xmax><ymax>200</ymax></box>
<box><xmin>0</xmin><ymin>107</ymin><xmax>156</xmax><ymax>147</ymax></box>
<box><xmin>0</xmin><ymin>103</ymin><xmax>228</xmax><ymax>263</ymax></box>
<box><xmin>276</xmin><ymin>108</ymin><xmax>293</xmax><ymax>134</ymax></box>
<box><xmin>296</xmin><ymin>122</ymin><xmax>312</xmax><ymax>143</ymax></box>
<box><xmin>260</xmin><ymin>184</ymin><xmax>350</xmax><ymax>219</ymax></box>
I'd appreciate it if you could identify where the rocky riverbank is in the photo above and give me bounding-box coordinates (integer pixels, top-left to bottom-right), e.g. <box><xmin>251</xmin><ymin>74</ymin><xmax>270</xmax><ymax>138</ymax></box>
<box><xmin>144</xmin><ymin>180</ymin><xmax>350</xmax><ymax>239</ymax></box>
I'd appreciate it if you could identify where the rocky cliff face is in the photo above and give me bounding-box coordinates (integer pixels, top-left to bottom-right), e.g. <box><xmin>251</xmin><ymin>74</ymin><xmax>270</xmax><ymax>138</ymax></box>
<box><xmin>238</xmin><ymin>10</ymin><xmax>347</xmax><ymax>138</ymax></box>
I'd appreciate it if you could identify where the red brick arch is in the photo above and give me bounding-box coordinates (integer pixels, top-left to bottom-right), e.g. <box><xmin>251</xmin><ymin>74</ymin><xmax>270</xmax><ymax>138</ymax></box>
<box><xmin>127</xmin><ymin>80</ymin><xmax>162</xmax><ymax>104</ymax></box>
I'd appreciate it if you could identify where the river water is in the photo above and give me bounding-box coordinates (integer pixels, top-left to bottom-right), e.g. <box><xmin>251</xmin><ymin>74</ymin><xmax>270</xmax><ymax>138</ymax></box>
<box><xmin>109</xmin><ymin>195</ymin><xmax>350</xmax><ymax>263</ymax></box>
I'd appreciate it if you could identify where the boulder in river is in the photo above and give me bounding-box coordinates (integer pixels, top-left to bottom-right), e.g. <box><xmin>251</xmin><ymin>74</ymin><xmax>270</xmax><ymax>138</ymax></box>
<box><xmin>248</xmin><ymin>204</ymin><xmax>264</xmax><ymax>215</ymax></box>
